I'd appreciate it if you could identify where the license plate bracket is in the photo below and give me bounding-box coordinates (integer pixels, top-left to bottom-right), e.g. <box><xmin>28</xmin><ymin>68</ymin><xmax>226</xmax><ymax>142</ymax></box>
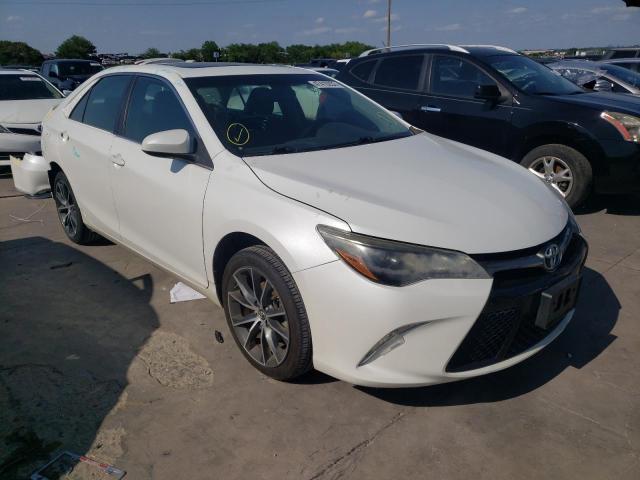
<box><xmin>535</xmin><ymin>274</ymin><xmax>580</xmax><ymax>330</ymax></box>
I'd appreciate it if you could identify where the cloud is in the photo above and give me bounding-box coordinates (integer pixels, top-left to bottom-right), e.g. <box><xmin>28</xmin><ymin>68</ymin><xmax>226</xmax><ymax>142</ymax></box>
<box><xmin>509</xmin><ymin>7</ymin><xmax>527</xmax><ymax>14</ymax></box>
<box><xmin>300</xmin><ymin>26</ymin><xmax>332</xmax><ymax>36</ymax></box>
<box><xmin>435</xmin><ymin>23</ymin><xmax>462</xmax><ymax>32</ymax></box>
<box><xmin>5</xmin><ymin>15</ymin><xmax>22</xmax><ymax>22</ymax></box>
<box><xmin>363</xmin><ymin>9</ymin><xmax>377</xmax><ymax>19</ymax></box>
<box><xmin>315</xmin><ymin>17</ymin><xmax>324</xmax><ymax>24</ymax></box>
<box><xmin>372</xmin><ymin>13</ymin><xmax>399</xmax><ymax>23</ymax></box>
<box><xmin>613</xmin><ymin>13</ymin><xmax>631</xmax><ymax>21</ymax></box>
<box><xmin>335</xmin><ymin>27</ymin><xmax>363</xmax><ymax>34</ymax></box>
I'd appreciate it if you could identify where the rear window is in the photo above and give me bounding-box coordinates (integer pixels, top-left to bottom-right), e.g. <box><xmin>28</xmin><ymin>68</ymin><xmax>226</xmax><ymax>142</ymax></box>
<box><xmin>0</xmin><ymin>74</ymin><xmax>62</xmax><ymax>100</ymax></box>
<box><xmin>373</xmin><ymin>55</ymin><xmax>424</xmax><ymax>90</ymax></box>
<box><xmin>57</xmin><ymin>61</ymin><xmax>104</xmax><ymax>76</ymax></box>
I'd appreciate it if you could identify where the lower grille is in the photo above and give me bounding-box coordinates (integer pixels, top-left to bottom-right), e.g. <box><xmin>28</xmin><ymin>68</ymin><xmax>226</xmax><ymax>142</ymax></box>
<box><xmin>446</xmin><ymin>234</ymin><xmax>588</xmax><ymax>373</ymax></box>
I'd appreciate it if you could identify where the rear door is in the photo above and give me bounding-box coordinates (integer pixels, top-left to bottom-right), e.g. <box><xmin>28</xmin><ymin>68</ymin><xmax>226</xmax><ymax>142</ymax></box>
<box><xmin>349</xmin><ymin>54</ymin><xmax>425</xmax><ymax>126</ymax></box>
<box><xmin>59</xmin><ymin>74</ymin><xmax>132</xmax><ymax>237</ymax></box>
<box><xmin>419</xmin><ymin>55</ymin><xmax>513</xmax><ymax>156</ymax></box>
<box><xmin>109</xmin><ymin>75</ymin><xmax>211</xmax><ymax>288</ymax></box>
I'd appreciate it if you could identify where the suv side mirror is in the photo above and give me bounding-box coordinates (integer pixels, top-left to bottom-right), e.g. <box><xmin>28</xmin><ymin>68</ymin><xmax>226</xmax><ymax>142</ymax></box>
<box><xmin>141</xmin><ymin>129</ymin><xmax>195</xmax><ymax>157</ymax></box>
<box><xmin>474</xmin><ymin>84</ymin><xmax>501</xmax><ymax>101</ymax></box>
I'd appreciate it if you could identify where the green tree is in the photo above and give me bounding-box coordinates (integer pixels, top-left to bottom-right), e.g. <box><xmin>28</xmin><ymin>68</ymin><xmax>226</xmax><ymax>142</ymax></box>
<box><xmin>0</xmin><ymin>41</ymin><xmax>43</xmax><ymax>66</ymax></box>
<box><xmin>140</xmin><ymin>47</ymin><xmax>163</xmax><ymax>59</ymax></box>
<box><xmin>56</xmin><ymin>35</ymin><xmax>97</xmax><ymax>59</ymax></box>
<box><xmin>200</xmin><ymin>41</ymin><xmax>220</xmax><ymax>61</ymax></box>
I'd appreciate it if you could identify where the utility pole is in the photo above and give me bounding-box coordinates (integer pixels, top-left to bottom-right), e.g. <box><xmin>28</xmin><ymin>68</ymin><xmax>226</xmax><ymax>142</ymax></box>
<box><xmin>386</xmin><ymin>0</ymin><xmax>392</xmax><ymax>48</ymax></box>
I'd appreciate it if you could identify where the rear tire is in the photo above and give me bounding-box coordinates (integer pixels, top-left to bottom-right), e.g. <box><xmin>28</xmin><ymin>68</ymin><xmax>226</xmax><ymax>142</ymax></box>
<box><xmin>222</xmin><ymin>245</ymin><xmax>312</xmax><ymax>381</ymax></box>
<box><xmin>520</xmin><ymin>144</ymin><xmax>592</xmax><ymax>209</ymax></box>
<box><xmin>53</xmin><ymin>171</ymin><xmax>100</xmax><ymax>244</ymax></box>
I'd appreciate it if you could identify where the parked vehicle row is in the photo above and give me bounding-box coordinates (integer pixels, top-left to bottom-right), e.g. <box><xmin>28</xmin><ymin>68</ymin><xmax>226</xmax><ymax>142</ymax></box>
<box><xmin>548</xmin><ymin>60</ymin><xmax>640</xmax><ymax>96</ymax></box>
<box><xmin>39</xmin><ymin>61</ymin><xmax>587</xmax><ymax>387</ymax></box>
<box><xmin>336</xmin><ymin>45</ymin><xmax>640</xmax><ymax>208</ymax></box>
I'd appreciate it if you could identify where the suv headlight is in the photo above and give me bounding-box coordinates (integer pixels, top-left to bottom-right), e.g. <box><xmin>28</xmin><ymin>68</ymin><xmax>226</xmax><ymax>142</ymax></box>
<box><xmin>601</xmin><ymin>111</ymin><xmax>640</xmax><ymax>143</ymax></box>
<box><xmin>317</xmin><ymin>225</ymin><xmax>490</xmax><ymax>286</ymax></box>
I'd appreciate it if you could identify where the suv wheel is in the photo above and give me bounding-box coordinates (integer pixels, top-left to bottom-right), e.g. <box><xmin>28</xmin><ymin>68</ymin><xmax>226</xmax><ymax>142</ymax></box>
<box><xmin>520</xmin><ymin>144</ymin><xmax>592</xmax><ymax>208</ymax></box>
<box><xmin>222</xmin><ymin>245</ymin><xmax>312</xmax><ymax>381</ymax></box>
<box><xmin>53</xmin><ymin>171</ymin><xmax>100</xmax><ymax>244</ymax></box>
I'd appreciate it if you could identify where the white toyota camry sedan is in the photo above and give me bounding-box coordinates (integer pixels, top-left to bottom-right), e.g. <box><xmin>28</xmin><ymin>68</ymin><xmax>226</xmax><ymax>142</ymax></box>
<box><xmin>41</xmin><ymin>62</ymin><xmax>588</xmax><ymax>387</ymax></box>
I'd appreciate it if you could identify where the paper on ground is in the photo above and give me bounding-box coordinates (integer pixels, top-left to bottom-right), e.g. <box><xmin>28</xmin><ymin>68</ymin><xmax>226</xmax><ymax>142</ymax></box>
<box><xmin>170</xmin><ymin>282</ymin><xmax>206</xmax><ymax>303</ymax></box>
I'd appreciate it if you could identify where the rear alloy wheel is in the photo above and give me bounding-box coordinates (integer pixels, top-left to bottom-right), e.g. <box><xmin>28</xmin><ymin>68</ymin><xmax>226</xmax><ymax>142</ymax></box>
<box><xmin>53</xmin><ymin>171</ymin><xmax>100</xmax><ymax>244</ymax></box>
<box><xmin>520</xmin><ymin>144</ymin><xmax>592</xmax><ymax>208</ymax></box>
<box><xmin>222</xmin><ymin>245</ymin><xmax>312</xmax><ymax>380</ymax></box>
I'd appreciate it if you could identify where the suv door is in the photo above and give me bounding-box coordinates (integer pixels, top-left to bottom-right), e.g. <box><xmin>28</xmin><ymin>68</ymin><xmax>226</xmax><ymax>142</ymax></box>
<box><xmin>351</xmin><ymin>54</ymin><xmax>425</xmax><ymax>125</ymax></box>
<box><xmin>109</xmin><ymin>75</ymin><xmax>211</xmax><ymax>288</ymax></box>
<box><xmin>61</xmin><ymin>74</ymin><xmax>132</xmax><ymax>237</ymax></box>
<box><xmin>420</xmin><ymin>55</ymin><xmax>513</xmax><ymax>156</ymax></box>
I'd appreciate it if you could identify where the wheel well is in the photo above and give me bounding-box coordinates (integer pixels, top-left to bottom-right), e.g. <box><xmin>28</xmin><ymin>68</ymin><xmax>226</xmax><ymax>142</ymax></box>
<box><xmin>518</xmin><ymin>133</ymin><xmax>605</xmax><ymax>174</ymax></box>
<box><xmin>213</xmin><ymin>232</ymin><xmax>266</xmax><ymax>303</ymax></box>
<box><xmin>48</xmin><ymin>162</ymin><xmax>62</xmax><ymax>190</ymax></box>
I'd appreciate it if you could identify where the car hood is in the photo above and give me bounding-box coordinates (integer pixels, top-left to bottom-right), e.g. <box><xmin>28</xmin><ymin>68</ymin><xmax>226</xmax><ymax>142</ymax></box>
<box><xmin>549</xmin><ymin>91</ymin><xmax>640</xmax><ymax>114</ymax></box>
<box><xmin>244</xmin><ymin>134</ymin><xmax>568</xmax><ymax>254</ymax></box>
<box><xmin>0</xmin><ymin>99</ymin><xmax>61</xmax><ymax>124</ymax></box>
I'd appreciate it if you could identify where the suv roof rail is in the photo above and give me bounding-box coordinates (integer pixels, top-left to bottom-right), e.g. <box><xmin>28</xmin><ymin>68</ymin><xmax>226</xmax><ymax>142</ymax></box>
<box><xmin>359</xmin><ymin>44</ymin><xmax>469</xmax><ymax>57</ymax></box>
<box><xmin>460</xmin><ymin>45</ymin><xmax>518</xmax><ymax>54</ymax></box>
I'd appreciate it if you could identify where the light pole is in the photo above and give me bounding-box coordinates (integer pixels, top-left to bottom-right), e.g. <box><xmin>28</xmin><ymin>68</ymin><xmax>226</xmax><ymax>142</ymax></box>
<box><xmin>386</xmin><ymin>0</ymin><xmax>392</xmax><ymax>48</ymax></box>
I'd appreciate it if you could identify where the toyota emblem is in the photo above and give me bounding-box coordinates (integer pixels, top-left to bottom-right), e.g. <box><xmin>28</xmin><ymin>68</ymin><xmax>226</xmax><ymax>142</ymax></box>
<box><xmin>541</xmin><ymin>244</ymin><xmax>562</xmax><ymax>271</ymax></box>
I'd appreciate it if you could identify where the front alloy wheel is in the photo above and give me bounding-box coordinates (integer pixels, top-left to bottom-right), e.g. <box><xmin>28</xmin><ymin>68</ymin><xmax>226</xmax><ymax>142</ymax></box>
<box><xmin>222</xmin><ymin>245</ymin><xmax>312</xmax><ymax>380</ymax></box>
<box><xmin>527</xmin><ymin>156</ymin><xmax>574</xmax><ymax>197</ymax></box>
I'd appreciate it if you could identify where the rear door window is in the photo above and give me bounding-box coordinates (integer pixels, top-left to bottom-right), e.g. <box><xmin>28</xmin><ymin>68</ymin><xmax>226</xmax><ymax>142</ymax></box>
<box><xmin>373</xmin><ymin>55</ymin><xmax>424</xmax><ymax>91</ymax></box>
<box><xmin>350</xmin><ymin>60</ymin><xmax>376</xmax><ymax>83</ymax></box>
<box><xmin>82</xmin><ymin>75</ymin><xmax>131</xmax><ymax>132</ymax></box>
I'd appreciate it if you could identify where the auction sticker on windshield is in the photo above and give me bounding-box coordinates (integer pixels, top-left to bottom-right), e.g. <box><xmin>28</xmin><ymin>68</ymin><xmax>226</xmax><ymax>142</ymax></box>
<box><xmin>308</xmin><ymin>80</ymin><xmax>343</xmax><ymax>89</ymax></box>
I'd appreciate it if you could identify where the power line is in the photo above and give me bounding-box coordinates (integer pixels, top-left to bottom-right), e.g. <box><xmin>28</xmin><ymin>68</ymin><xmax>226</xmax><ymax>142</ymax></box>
<box><xmin>0</xmin><ymin>0</ymin><xmax>286</xmax><ymax>5</ymax></box>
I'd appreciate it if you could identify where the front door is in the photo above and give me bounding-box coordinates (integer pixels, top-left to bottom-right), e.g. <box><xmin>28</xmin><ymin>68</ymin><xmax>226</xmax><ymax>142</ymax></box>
<box><xmin>419</xmin><ymin>55</ymin><xmax>513</xmax><ymax>157</ymax></box>
<box><xmin>109</xmin><ymin>75</ymin><xmax>211</xmax><ymax>288</ymax></box>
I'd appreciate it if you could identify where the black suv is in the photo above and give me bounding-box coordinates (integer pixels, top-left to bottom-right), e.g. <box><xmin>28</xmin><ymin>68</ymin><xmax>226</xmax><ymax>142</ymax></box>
<box><xmin>337</xmin><ymin>45</ymin><xmax>640</xmax><ymax>207</ymax></box>
<box><xmin>40</xmin><ymin>59</ymin><xmax>104</xmax><ymax>92</ymax></box>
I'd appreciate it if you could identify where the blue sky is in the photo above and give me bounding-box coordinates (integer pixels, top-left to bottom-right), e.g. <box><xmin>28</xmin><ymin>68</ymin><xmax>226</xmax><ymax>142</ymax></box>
<box><xmin>1</xmin><ymin>0</ymin><xmax>639</xmax><ymax>54</ymax></box>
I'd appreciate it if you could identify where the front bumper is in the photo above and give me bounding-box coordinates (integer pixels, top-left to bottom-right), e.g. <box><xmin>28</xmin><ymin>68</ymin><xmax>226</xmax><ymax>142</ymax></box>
<box><xmin>294</xmin><ymin>230</ymin><xmax>587</xmax><ymax>388</ymax></box>
<box><xmin>595</xmin><ymin>139</ymin><xmax>640</xmax><ymax>194</ymax></box>
<box><xmin>0</xmin><ymin>132</ymin><xmax>42</xmax><ymax>166</ymax></box>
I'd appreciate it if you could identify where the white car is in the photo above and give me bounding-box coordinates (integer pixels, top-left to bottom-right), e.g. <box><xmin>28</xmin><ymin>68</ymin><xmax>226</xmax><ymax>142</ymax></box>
<box><xmin>0</xmin><ymin>70</ymin><xmax>63</xmax><ymax>166</ymax></box>
<box><xmin>41</xmin><ymin>63</ymin><xmax>587</xmax><ymax>387</ymax></box>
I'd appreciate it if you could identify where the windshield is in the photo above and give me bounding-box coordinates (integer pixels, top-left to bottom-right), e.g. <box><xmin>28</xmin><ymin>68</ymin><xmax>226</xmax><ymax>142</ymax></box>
<box><xmin>600</xmin><ymin>64</ymin><xmax>640</xmax><ymax>88</ymax></box>
<box><xmin>186</xmin><ymin>74</ymin><xmax>412</xmax><ymax>157</ymax></box>
<box><xmin>58</xmin><ymin>61</ymin><xmax>103</xmax><ymax>76</ymax></box>
<box><xmin>0</xmin><ymin>74</ymin><xmax>62</xmax><ymax>100</ymax></box>
<box><xmin>486</xmin><ymin>55</ymin><xmax>584</xmax><ymax>95</ymax></box>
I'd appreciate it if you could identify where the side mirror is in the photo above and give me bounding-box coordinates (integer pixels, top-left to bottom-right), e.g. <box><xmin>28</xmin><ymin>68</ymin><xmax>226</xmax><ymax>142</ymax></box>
<box><xmin>62</xmin><ymin>90</ymin><xmax>72</xmax><ymax>97</ymax></box>
<box><xmin>593</xmin><ymin>78</ymin><xmax>613</xmax><ymax>92</ymax></box>
<box><xmin>141</xmin><ymin>129</ymin><xmax>194</xmax><ymax>157</ymax></box>
<box><xmin>474</xmin><ymin>84</ymin><xmax>502</xmax><ymax>101</ymax></box>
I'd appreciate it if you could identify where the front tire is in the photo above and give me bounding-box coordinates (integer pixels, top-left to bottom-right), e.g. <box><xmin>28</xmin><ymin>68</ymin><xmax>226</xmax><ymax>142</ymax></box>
<box><xmin>53</xmin><ymin>171</ymin><xmax>100</xmax><ymax>244</ymax></box>
<box><xmin>222</xmin><ymin>245</ymin><xmax>312</xmax><ymax>381</ymax></box>
<box><xmin>520</xmin><ymin>144</ymin><xmax>592</xmax><ymax>208</ymax></box>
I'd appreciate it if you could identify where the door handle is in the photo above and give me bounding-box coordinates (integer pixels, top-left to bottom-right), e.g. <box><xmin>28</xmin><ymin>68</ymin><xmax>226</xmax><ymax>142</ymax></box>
<box><xmin>111</xmin><ymin>153</ymin><xmax>125</xmax><ymax>167</ymax></box>
<box><xmin>420</xmin><ymin>105</ymin><xmax>442</xmax><ymax>113</ymax></box>
<box><xmin>60</xmin><ymin>131</ymin><xmax>69</xmax><ymax>141</ymax></box>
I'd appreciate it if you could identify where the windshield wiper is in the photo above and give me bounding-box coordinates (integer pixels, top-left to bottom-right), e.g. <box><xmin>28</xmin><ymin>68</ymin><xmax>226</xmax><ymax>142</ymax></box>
<box><xmin>270</xmin><ymin>145</ymin><xmax>299</xmax><ymax>154</ymax></box>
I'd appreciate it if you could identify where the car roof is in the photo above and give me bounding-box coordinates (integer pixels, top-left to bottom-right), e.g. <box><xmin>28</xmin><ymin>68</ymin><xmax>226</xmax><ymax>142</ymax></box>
<box><xmin>548</xmin><ymin>60</ymin><xmax>606</xmax><ymax>69</ymax></box>
<box><xmin>96</xmin><ymin>62</ymin><xmax>309</xmax><ymax>79</ymax></box>
<box><xmin>44</xmin><ymin>59</ymin><xmax>96</xmax><ymax>63</ymax></box>
<box><xmin>602</xmin><ymin>58</ymin><xmax>640</xmax><ymax>64</ymax></box>
<box><xmin>0</xmin><ymin>69</ymin><xmax>39</xmax><ymax>75</ymax></box>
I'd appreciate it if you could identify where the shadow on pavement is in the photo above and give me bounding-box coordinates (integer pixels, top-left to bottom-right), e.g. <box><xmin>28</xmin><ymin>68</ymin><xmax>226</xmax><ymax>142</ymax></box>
<box><xmin>0</xmin><ymin>237</ymin><xmax>159</xmax><ymax>479</ymax></box>
<box><xmin>575</xmin><ymin>193</ymin><xmax>640</xmax><ymax>216</ymax></box>
<box><xmin>359</xmin><ymin>267</ymin><xmax>619</xmax><ymax>406</ymax></box>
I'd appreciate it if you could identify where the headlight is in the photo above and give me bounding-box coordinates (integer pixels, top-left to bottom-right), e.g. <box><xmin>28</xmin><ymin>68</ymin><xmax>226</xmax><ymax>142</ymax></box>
<box><xmin>317</xmin><ymin>225</ymin><xmax>490</xmax><ymax>286</ymax></box>
<box><xmin>601</xmin><ymin>111</ymin><xmax>640</xmax><ymax>143</ymax></box>
<box><xmin>0</xmin><ymin>124</ymin><xmax>11</xmax><ymax>134</ymax></box>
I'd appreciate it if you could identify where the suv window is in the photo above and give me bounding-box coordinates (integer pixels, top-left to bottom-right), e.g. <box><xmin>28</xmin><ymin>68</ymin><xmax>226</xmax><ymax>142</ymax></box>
<box><xmin>373</xmin><ymin>55</ymin><xmax>423</xmax><ymax>90</ymax></box>
<box><xmin>82</xmin><ymin>75</ymin><xmax>131</xmax><ymax>132</ymax></box>
<box><xmin>430</xmin><ymin>56</ymin><xmax>496</xmax><ymax>98</ymax></box>
<box><xmin>123</xmin><ymin>76</ymin><xmax>193</xmax><ymax>143</ymax></box>
<box><xmin>350</xmin><ymin>60</ymin><xmax>376</xmax><ymax>83</ymax></box>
